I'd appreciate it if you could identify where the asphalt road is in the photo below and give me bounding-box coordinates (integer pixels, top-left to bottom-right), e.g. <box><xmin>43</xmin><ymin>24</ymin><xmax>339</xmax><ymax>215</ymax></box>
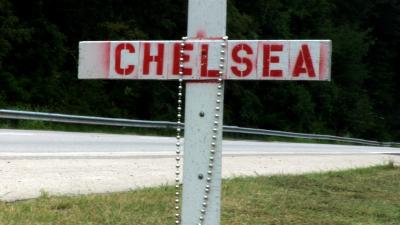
<box><xmin>0</xmin><ymin>129</ymin><xmax>399</xmax><ymax>156</ymax></box>
<box><xmin>1</xmin><ymin>129</ymin><xmax>400</xmax><ymax>201</ymax></box>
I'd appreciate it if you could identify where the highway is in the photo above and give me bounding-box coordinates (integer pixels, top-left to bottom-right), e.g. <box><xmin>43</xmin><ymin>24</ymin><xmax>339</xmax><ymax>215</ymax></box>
<box><xmin>0</xmin><ymin>129</ymin><xmax>399</xmax><ymax>156</ymax></box>
<box><xmin>0</xmin><ymin>129</ymin><xmax>399</xmax><ymax>202</ymax></box>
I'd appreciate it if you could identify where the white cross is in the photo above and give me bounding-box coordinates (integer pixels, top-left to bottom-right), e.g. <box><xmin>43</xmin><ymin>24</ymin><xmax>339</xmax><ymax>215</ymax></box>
<box><xmin>78</xmin><ymin>0</ymin><xmax>331</xmax><ymax>224</ymax></box>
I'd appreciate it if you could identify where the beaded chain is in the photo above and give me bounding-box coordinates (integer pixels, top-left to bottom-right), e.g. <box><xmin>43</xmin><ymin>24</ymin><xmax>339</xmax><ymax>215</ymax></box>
<box><xmin>175</xmin><ymin>36</ymin><xmax>228</xmax><ymax>225</ymax></box>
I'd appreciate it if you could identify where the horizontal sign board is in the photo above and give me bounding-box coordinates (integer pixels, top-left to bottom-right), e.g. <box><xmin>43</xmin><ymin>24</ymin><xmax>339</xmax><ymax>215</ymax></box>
<box><xmin>78</xmin><ymin>40</ymin><xmax>331</xmax><ymax>81</ymax></box>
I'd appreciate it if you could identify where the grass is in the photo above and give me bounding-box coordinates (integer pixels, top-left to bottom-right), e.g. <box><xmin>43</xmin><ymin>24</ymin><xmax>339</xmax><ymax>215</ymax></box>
<box><xmin>1</xmin><ymin>165</ymin><xmax>399</xmax><ymax>224</ymax></box>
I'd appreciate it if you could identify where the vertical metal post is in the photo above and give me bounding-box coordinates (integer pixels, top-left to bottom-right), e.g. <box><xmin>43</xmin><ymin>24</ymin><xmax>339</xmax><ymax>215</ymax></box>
<box><xmin>182</xmin><ymin>0</ymin><xmax>227</xmax><ymax>224</ymax></box>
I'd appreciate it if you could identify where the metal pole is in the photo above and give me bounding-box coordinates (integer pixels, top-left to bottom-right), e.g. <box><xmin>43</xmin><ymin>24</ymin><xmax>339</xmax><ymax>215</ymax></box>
<box><xmin>181</xmin><ymin>0</ymin><xmax>227</xmax><ymax>224</ymax></box>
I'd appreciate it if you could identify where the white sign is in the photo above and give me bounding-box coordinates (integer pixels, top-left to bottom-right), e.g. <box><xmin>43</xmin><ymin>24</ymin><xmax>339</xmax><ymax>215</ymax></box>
<box><xmin>79</xmin><ymin>40</ymin><xmax>331</xmax><ymax>81</ymax></box>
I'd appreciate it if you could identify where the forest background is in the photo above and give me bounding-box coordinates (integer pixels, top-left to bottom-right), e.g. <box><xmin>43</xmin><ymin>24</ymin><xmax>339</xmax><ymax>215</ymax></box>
<box><xmin>0</xmin><ymin>0</ymin><xmax>399</xmax><ymax>141</ymax></box>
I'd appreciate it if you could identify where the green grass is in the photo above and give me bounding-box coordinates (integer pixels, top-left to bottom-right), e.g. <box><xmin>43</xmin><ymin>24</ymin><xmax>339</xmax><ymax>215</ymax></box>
<box><xmin>1</xmin><ymin>165</ymin><xmax>399</xmax><ymax>224</ymax></box>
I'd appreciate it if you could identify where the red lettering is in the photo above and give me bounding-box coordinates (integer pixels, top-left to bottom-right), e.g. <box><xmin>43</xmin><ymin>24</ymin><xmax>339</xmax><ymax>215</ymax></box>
<box><xmin>172</xmin><ymin>43</ymin><xmax>193</xmax><ymax>75</ymax></box>
<box><xmin>231</xmin><ymin>44</ymin><xmax>253</xmax><ymax>77</ymax></box>
<box><xmin>293</xmin><ymin>44</ymin><xmax>316</xmax><ymax>77</ymax></box>
<box><xmin>142</xmin><ymin>43</ymin><xmax>164</xmax><ymax>75</ymax></box>
<box><xmin>200</xmin><ymin>44</ymin><xmax>219</xmax><ymax>77</ymax></box>
<box><xmin>263</xmin><ymin>44</ymin><xmax>283</xmax><ymax>77</ymax></box>
<box><xmin>115</xmin><ymin>43</ymin><xmax>135</xmax><ymax>75</ymax></box>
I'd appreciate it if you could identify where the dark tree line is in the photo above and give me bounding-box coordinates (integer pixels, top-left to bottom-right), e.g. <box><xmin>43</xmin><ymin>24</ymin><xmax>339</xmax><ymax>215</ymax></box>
<box><xmin>0</xmin><ymin>0</ymin><xmax>399</xmax><ymax>140</ymax></box>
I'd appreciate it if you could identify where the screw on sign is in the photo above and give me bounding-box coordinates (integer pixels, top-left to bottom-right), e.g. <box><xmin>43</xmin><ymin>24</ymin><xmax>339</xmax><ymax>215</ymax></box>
<box><xmin>77</xmin><ymin>0</ymin><xmax>331</xmax><ymax>224</ymax></box>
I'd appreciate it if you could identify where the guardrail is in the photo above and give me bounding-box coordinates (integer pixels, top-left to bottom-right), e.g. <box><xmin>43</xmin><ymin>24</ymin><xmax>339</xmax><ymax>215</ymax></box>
<box><xmin>0</xmin><ymin>109</ymin><xmax>398</xmax><ymax>147</ymax></box>
<box><xmin>0</xmin><ymin>109</ymin><xmax>177</xmax><ymax>129</ymax></box>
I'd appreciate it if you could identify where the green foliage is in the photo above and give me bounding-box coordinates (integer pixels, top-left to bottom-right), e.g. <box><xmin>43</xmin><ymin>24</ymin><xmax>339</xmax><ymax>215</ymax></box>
<box><xmin>0</xmin><ymin>0</ymin><xmax>399</xmax><ymax>141</ymax></box>
<box><xmin>0</xmin><ymin>0</ymin><xmax>31</xmax><ymax>62</ymax></box>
